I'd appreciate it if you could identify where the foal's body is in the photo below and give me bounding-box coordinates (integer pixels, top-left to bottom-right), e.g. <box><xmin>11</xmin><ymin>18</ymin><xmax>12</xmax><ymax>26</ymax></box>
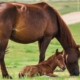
<box><xmin>19</xmin><ymin>49</ymin><xmax>66</xmax><ymax>77</ymax></box>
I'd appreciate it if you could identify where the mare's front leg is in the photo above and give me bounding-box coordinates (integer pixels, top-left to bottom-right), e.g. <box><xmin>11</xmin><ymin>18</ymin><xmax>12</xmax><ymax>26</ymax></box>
<box><xmin>0</xmin><ymin>39</ymin><xmax>12</xmax><ymax>79</ymax></box>
<box><xmin>1</xmin><ymin>57</ymin><xmax>12</xmax><ymax>79</ymax></box>
<box><xmin>38</xmin><ymin>36</ymin><xmax>52</xmax><ymax>63</ymax></box>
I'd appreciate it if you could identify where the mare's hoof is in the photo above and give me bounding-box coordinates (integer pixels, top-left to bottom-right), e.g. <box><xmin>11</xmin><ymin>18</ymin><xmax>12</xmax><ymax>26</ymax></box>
<box><xmin>3</xmin><ymin>75</ymin><xmax>12</xmax><ymax>79</ymax></box>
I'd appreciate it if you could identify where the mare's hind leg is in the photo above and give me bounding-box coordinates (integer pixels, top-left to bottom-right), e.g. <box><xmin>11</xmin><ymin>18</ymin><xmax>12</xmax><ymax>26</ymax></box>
<box><xmin>38</xmin><ymin>36</ymin><xmax>52</xmax><ymax>63</ymax></box>
<box><xmin>0</xmin><ymin>39</ymin><xmax>12</xmax><ymax>79</ymax></box>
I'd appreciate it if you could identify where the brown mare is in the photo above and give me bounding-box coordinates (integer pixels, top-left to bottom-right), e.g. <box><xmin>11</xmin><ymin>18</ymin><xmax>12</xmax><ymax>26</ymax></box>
<box><xmin>0</xmin><ymin>2</ymin><xmax>80</xmax><ymax>78</ymax></box>
<box><xmin>19</xmin><ymin>49</ymin><xmax>66</xmax><ymax>77</ymax></box>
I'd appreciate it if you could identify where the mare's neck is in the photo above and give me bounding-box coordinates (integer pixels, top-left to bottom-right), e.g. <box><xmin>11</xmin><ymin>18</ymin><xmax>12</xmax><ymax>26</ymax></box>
<box><xmin>57</xmin><ymin>38</ymin><xmax>76</xmax><ymax>51</ymax></box>
<box><xmin>55</xmin><ymin>16</ymin><xmax>76</xmax><ymax>50</ymax></box>
<box><xmin>56</xmin><ymin>31</ymin><xmax>76</xmax><ymax>50</ymax></box>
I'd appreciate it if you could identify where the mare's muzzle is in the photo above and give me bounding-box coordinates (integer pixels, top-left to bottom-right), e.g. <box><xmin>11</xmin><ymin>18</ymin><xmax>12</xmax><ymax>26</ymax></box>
<box><xmin>70</xmin><ymin>70</ymin><xmax>79</xmax><ymax>76</ymax></box>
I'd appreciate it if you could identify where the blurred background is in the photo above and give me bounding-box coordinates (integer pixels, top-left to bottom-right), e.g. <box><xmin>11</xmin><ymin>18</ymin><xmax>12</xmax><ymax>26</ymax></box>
<box><xmin>0</xmin><ymin>0</ymin><xmax>80</xmax><ymax>14</ymax></box>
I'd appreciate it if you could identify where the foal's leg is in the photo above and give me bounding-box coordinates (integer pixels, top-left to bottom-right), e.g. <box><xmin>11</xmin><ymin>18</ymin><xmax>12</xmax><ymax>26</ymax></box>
<box><xmin>46</xmin><ymin>73</ymin><xmax>58</xmax><ymax>77</ymax></box>
<box><xmin>38</xmin><ymin>36</ymin><xmax>52</xmax><ymax>63</ymax></box>
<box><xmin>0</xmin><ymin>39</ymin><xmax>12</xmax><ymax>78</ymax></box>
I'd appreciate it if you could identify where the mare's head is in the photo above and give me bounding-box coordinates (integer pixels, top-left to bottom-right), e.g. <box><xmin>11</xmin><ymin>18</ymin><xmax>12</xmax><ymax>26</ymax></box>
<box><xmin>64</xmin><ymin>45</ymin><xmax>80</xmax><ymax>76</ymax></box>
<box><xmin>55</xmin><ymin>49</ymin><xmax>66</xmax><ymax>71</ymax></box>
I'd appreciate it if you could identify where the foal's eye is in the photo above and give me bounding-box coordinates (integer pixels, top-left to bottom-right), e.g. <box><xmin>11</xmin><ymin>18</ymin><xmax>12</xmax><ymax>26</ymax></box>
<box><xmin>58</xmin><ymin>58</ymin><xmax>61</xmax><ymax>60</ymax></box>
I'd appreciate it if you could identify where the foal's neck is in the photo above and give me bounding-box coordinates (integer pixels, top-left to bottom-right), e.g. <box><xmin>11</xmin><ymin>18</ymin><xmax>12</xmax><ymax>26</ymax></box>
<box><xmin>46</xmin><ymin>55</ymin><xmax>57</xmax><ymax>71</ymax></box>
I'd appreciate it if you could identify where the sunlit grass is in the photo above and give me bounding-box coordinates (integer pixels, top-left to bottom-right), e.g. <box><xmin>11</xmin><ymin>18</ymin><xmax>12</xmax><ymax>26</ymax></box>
<box><xmin>49</xmin><ymin>2</ymin><xmax>80</xmax><ymax>14</ymax></box>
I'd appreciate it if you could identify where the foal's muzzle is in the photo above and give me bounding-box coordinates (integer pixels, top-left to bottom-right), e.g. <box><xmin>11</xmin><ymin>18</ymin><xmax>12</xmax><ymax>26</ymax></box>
<box><xmin>62</xmin><ymin>67</ymin><xmax>66</xmax><ymax>71</ymax></box>
<box><xmin>61</xmin><ymin>66</ymin><xmax>66</xmax><ymax>71</ymax></box>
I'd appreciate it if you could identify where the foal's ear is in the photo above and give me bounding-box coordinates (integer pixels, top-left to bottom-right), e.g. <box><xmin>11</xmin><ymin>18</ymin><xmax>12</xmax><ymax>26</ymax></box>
<box><xmin>61</xmin><ymin>50</ymin><xmax>64</xmax><ymax>54</ymax></box>
<box><xmin>61</xmin><ymin>50</ymin><xmax>65</xmax><ymax>56</ymax></box>
<box><xmin>76</xmin><ymin>45</ymin><xmax>80</xmax><ymax>51</ymax></box>
<box><xmin>55</xmin><ymin>49</ymin><xmax>59</xmax><ymax>55</ymax></box>
<box><xmin>76</xmin><ymin>45</ymin><xmax>80</xmax><ymax>58</ymax></box>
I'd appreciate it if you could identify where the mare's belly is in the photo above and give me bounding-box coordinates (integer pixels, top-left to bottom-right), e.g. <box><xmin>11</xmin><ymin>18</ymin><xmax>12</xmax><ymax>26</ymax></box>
<box><xmin>10</xmin><ymin>28</ymin><xmax>43</xmax><ymax>44</ymax></box>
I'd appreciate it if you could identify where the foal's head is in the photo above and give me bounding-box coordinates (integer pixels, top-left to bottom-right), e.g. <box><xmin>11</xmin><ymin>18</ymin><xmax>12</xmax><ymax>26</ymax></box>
<box><xmin>55</xmin><ymin>49</ymin><xmax>66</xmax><ymax>71</ymax></box>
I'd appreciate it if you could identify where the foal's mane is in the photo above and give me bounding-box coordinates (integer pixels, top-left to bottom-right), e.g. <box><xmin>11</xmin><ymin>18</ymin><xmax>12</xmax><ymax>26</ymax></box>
<box><xmin>39</xmin><ymin>54</ymin><xmax>55</xmax><ymax>65</ymax></box>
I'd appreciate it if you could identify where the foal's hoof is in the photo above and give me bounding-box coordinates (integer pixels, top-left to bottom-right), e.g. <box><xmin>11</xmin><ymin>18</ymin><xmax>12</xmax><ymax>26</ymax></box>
<box><xmin>18</xmin><ymin>73</ymin><xmax>24</xmax><ymax>78</ymax></box>
<box><xmin>3</xmin><ymin>75</ymin><xmax>12</xmax><ymax>79</ymax></box>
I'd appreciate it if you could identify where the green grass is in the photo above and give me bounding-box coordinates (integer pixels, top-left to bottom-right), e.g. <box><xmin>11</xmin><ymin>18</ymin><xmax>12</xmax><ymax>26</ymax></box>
<box><xmin>0</xmin><ymin>1</ymin><xmax>80</xmax><ymax>80</ymax></box>
<box><xmin>0</xmin><ymin>23</ymin><xmax>79</xmax><ymax>80</ymax></box>
<box><xmin>49</xmin><ymin>1</ymin><xmax>80</xmax><ymax>14</ymax></box>
<box><xmin>69</xmin><ymin>23</ymin><xmax>80</xmax><ymax>44</ymax></box>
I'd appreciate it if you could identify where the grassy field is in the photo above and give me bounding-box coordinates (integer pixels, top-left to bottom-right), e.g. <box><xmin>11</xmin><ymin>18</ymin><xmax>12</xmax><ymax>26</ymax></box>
<box><xmin>0</xmin><ymin>1</ymin><xmax>80</xmax><ymax>80</ymax></box>
<box><xmin>49</xmin><ymin>2</ymin><xmax>80</xmax><ymax>14</ymax></box>
<box><xmin>0</xmin><ymin>23</ymin><xmax>79</xmax><ymax>80</ymax></box>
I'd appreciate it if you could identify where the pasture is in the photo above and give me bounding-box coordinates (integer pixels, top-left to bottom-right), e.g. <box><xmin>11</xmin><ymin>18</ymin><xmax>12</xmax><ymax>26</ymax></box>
<box><xmin>0</xmin><ymin>23</ymin><xmax>79</xmax><ymax>80</ymax></box>
<box><xmin>49</xmin><ymin>1</ymin><xmax>80</xmax><ymax>14</ymax></box>
<box><xmin>0</xmin><ymin>0</ymin><xmax>80</xmax><ymax>14</ymax></box>
<box><xmin>0</xmin><ymin>1</ymin><xmax>80</xmax><ymax>79</ymax></box>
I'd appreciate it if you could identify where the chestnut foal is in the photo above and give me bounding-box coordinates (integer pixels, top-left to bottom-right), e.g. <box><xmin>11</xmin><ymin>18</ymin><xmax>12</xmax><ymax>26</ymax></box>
<box><xmin>19</xmin><ymin>49</ymin><xmax>66</xmax><ymax>77</ymax></box>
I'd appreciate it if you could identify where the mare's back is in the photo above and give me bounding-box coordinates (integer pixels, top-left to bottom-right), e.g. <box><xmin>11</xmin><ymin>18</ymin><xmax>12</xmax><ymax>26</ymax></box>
<box><xmin>0</xmin><ymin>2</ymin><xmax>16</xmax><ymax>25</ymax></box>
<box><xmin>35</xmin><ymin>2</ymin><xmax>58</xmax><ymax>28</ymax></box>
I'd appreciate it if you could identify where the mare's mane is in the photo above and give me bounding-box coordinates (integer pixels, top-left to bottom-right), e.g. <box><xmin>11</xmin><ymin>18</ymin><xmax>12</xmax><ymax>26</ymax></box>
<box><xmin>52</xmin><ymin>7</ymin><xmax>76</xmax><ymax>48</ymax></box>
